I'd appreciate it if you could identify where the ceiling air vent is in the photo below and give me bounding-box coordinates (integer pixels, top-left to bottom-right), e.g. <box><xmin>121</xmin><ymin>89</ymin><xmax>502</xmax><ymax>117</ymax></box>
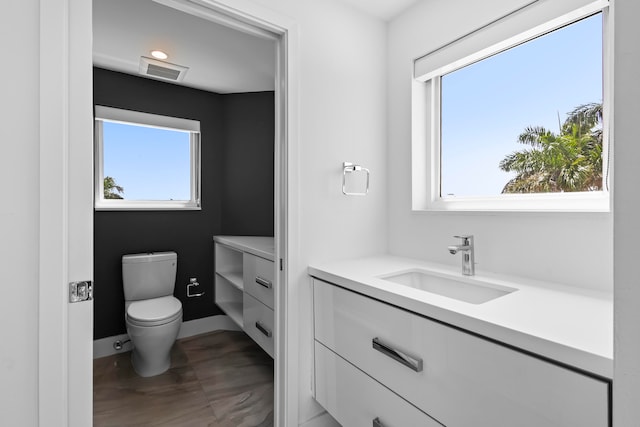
<box><xmin>139</xmin><ymin>56</ymin><xmax>188</xmax><ymax>82</ymax></box>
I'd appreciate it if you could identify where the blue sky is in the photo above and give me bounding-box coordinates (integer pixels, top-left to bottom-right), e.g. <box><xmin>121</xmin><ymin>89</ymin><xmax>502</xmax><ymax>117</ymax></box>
<box><xmin>440</xmin><ymin>13</ymin><xmax>603</xmax><ymax>197</ymax></box>
<box><xmin>103</xmin><ymin>122</ymin><xmax>191</xmax><ymax>200</ymax></box>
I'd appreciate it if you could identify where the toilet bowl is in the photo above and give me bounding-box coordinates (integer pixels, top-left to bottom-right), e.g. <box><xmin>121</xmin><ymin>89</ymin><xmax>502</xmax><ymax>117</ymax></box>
<box><xmin>126</xmin><ymin>295</ymin><xmax>182</xmax><ymax>377</ymax></box>
<box><xmin>122</xmin><ymin>252</ymin><xmax>182</xmax><ymax>377</ymax></box>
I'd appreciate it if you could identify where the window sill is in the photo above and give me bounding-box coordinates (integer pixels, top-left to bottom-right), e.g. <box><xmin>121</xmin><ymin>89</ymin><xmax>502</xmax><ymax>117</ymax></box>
<box><xmin>95</xmin><ymin>200</ymin><xmax>201</xmax><ymax>211</ymax></box>
<box><xmin>415</xmin><ymin>192</ymin><xmax>610</xmax><ymax>213</ymax></box>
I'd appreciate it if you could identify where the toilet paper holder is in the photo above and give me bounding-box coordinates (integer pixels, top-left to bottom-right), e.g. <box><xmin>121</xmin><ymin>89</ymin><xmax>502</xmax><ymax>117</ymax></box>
<box><xmin>187</xmin><ymin>278</ymin><xmax>205</xmax><ymax>298</ymax></box>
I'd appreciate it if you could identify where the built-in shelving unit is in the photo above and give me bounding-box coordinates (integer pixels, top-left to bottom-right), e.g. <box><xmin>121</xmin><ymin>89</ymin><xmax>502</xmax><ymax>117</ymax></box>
<box><xmin>214</xmin><ymin>235</ymin><xmax>275</xmax><ymax>357</ymax></box>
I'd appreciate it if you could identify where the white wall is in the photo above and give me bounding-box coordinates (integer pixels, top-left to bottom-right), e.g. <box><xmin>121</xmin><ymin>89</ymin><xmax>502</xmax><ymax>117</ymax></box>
<box><xmin>613</xmin><ymin>0</ymin><xmax>640</xmax><ymax>423</ymax></box>
<box><xmin>0</xmin><ymin>1</ymin><xmax>40</xmax><ymax>425</ymax></box>
<box><xmin>387</xmin><ymin>0</ymin><xmax>613</xmax><ymax>293</ymax></box>
<box><xmin>246</xmin><ymin>0</ymin><xmax>389</xmax><ymax>423</ymax></box>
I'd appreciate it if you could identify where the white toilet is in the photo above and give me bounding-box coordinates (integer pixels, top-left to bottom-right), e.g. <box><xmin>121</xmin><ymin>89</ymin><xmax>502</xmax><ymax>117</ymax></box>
<box><xmin>122</xmin><ymin>251</ymin><xmax>183</xmax><ymax>377</ymax></box>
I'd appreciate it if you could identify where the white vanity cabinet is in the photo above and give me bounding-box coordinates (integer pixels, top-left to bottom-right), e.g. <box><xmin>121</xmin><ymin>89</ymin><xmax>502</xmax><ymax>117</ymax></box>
<box><xmin>312</xmin><ymin>278</ymin><xmax>610</xmax><ymax>427</ymax></box>
<box><xmin>243</xmin><ymin>252</ymin><xmax>275</xmax><ymax>357</ymax></box>
<box><xmin>214</xmin><ymin>236</ymin><xmax>275</xmax><ymax>358</ymax></box>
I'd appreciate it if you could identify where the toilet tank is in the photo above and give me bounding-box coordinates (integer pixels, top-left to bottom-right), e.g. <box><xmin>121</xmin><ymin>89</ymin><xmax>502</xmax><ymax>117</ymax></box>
<box><xmin>122</xmin><ymin>252</ymin><xmax>177</xmax><ymax>301</ymax></box>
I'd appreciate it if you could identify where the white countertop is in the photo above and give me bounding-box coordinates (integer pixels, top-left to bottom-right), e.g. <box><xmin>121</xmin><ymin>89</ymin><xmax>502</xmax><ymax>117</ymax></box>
<box><xmin>213</xmin><ymin>235</ymin><xmax>275</xmax><ymax>261</ymax></box>
<box><xmin>308</xmin><ymin>255</ymin><xmax>613</xmax><ymax>379</ymax></box>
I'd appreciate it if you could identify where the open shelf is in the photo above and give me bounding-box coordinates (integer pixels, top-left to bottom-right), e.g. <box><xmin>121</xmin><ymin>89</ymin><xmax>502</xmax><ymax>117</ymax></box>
<box><xmin>215</xmin><ymin>271</ymin><xmax>244</xmax><ymax>328</ymax></box>
<box><xmin>216</xmin><ymin>271</ymin><xmax>243</xmax><ymax>291</ymax></box>
<box><xmin>216</xmin><ymin>301</ymin><xmax>243</xmax><ymax>328</ymax></box>
<box><xmin>215</xmin><ymin>243</ymin><xmax>243</xmax><ymax>276</ymax></box>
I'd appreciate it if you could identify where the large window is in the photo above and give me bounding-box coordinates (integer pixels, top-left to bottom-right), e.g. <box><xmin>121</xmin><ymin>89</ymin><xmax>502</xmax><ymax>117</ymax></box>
<box><xmin>412</xmin><ymin>0</ymin><xmax>610</xmax><ymax>212</ymax></box>
<box><xmin>94</xmin><ymin>106</ymin><xmax>201</xmax><ymax>210</ymax></box>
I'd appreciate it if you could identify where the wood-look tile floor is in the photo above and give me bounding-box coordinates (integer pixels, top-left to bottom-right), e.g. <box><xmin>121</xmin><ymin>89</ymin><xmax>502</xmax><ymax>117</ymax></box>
<box><xmin>93</xmin><ymin>330</ymin><xmax>274</xmax><ymax>427</ymax></box>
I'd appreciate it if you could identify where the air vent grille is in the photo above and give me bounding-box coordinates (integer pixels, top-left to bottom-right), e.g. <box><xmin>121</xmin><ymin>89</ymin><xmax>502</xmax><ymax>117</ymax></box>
<box><xmin>146</xmin><ymin>63</ymin><xmax>181</xmax><ymax>80</ymax></box>
<box><xmin>139</xmin><ymin>57</ymin><xmax>188</xmax><ymax>82</ymax></box>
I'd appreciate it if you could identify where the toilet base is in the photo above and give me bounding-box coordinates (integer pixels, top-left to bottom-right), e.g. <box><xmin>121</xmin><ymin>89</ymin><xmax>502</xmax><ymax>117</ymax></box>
<box><xmin>131</xmin><ymin>347</ymin><xmax>172</xmax><ymax>377</ymax></box>
<box><xmin>125</xmin><ymin>312</ymin><xmax>182</xmax><ymax>378</ymax></box>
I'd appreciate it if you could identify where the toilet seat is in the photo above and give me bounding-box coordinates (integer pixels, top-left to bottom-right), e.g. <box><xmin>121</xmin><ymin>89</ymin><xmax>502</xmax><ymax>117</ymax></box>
<box><xmin>127</xmin><ymin>296</ymin><xmax>182</xmax><ymax>327</ymax></box>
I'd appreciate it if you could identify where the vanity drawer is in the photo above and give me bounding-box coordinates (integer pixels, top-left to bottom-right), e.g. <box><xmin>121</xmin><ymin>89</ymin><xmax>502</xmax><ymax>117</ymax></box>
<box><xmin>315</xmin><ymin>341</ymin><xmax>442</xmax><ymax>427</ymax></box>
<box><xmin>243</xmin><ymin>293</ymin><xmax>274</xmax><ymax>358</ymax></box>
<box><xmin>313</xmin><ymin>279</ymin><xmax>609</xmax><ymax>427</ymax></box>
<box><xmin>243</xmin><ymin>254</ymin><xmax>274</xmax><ymax>309</ymax></box>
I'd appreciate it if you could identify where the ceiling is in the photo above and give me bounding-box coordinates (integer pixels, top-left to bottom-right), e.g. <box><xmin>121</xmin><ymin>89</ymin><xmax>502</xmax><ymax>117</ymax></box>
<box><xmin>93</xmin><ymin>0</ymin><xmax>276</xmax><ymax>94</ymax></box>
<box><xmin>338</xmin><ymin>0</ymin><xmax>422</xmax><ymax>20</ymax></box>
<box><xmin>93</xmin><ymin>0</ymin><xmax>421</xmax><ymax>94</ymax></box>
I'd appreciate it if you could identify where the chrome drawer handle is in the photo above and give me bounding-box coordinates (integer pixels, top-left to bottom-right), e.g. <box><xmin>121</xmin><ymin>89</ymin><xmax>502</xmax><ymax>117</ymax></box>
<box><xmin>372</xmin><ymin>337</ymin><xmax>423</xmax><ymax>372</ymax></box>
<box><xmin>255</xmin><ymin>321</ymin><xmax>272</xmax><ymax>337</ymax></box>
<box><xmin>255</xmin><ymin>276</ymin><xmax>272</xmax><ymax>289</ymax></box>
<box><xmin>372</xmin><ymin>417</ymin><xmax>385</xmax><ymax>427</ymax></box>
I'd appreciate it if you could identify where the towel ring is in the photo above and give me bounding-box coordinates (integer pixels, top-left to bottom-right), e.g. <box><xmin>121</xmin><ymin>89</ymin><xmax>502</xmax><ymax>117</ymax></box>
<box><xmin>342</xmin><ymin>162</ymin><xmax>370</xmax><ymax>196</ymax></box>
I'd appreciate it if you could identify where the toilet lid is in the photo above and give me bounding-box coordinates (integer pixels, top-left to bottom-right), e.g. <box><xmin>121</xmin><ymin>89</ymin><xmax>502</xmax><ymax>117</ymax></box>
<box><xmin>127</xmin><ymin>296</ymin><xmax>182</xmax><ymax>326</ymax></box>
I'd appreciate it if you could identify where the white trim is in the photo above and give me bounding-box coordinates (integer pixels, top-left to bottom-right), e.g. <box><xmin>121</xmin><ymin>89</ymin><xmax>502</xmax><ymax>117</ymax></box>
<box><xmin>95</xmin><ymin>105</ymin><xmax>201</xmax><ymax>132</ymax></box>
<box><xmin>93</xmin><ymin>315</ymin><xmax>241</xmax><ymax>359</ymax></box>
<box><xmin>177</xmin><ymin>314</ymin><xmax>241</xmax><ymax>338</ymax></box>
<box><xmin>94</xmin><ymin>201</ymin><xmax>202</xmax><ymax>210</ymax></box>
<box><xmin>40</xmin><ymin>0</ymin><xmax>94</xmax><ymax>425</ymax></box>
<box><xmin>412</xmin><ymin>0</ymin><xmax>611</xmax><ymax>213</ymax></box>
<box><xmin>300</xmin><ymin>412</ymin><xmax>341</xmax><ymax>427</ymax></box>
<box><xmin>414</xmin><ymin>0</ymin><xmax>608</xmax><ymax>81</ymax></box>
<box><xmin>601</xmin><ymin>1</ymin><xmax>614</xmax><ymax>208</ymax></box>
<box><xmin>39</xmin><ymin>0</ymin><xmax>71</xmax><ymax>424</ymax></box>
<box><xmin>277</xmin><ymin>25</ymin><xmax>301</xmax><ymax>427</ymax></box>
<box><xmin>93</xmin><ymin>333</ymin><xmax>133</xmax><ymax>359</ymax></box>
<box><xmin>425</xmin><ymin>192</ymin><xmax>610</xmax><ymax>213</ymax></box>
<box><xmin>192</xmin><ymin>131</ymin><xmax>201</xmax><ymax>208</ymax></box>
<box><xmin>153</xmin><ymin>0</ymin><xmax>277</xmax><ymax>41</ymax></box>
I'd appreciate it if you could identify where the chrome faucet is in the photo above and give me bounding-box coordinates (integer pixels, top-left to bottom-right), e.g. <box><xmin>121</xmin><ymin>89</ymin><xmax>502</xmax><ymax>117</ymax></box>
<box><xmin>448</xmin><ymin>235</ymin><xmax>475</xmax><ymax>276</ymax></box>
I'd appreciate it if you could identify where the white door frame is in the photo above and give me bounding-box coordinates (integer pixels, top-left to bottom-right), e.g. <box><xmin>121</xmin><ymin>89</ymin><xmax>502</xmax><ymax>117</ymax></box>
<box><xmin>38</xmin><ymin>0</ymin><xmax>300</xmax><ymax>425</ymax></box>
<box><xmin>39</xmin><ymin>0</ymin><xmax>94</xmax><ymax>425</ymax></box>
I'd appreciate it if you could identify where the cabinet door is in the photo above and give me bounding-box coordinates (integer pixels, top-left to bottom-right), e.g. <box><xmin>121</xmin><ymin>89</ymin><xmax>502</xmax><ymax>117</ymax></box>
<box><xmin>243</xmin><ymin>254</ymin><xmax>275</xmax><ymax>309</ymax></box>
<box><xmin>313</xmin><ymin>279</ymin><xmax>609</xmax><ymax>427</ymax></box>
<box><xmin>315</xmin><ymin>341</ymin><xmax>442</xmax><ymax>427</ymax></box>
<box><xmin>243</xmin><ymin>293</ymin><xmax>275</xmax><ymax>358</ymax></box>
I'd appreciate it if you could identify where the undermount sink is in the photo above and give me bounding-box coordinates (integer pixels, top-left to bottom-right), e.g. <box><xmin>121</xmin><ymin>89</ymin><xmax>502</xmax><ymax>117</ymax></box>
<box><xmin>379</xmin><ymin>269</ymin><xmax>517</xmax><ymax>304</ymax></box>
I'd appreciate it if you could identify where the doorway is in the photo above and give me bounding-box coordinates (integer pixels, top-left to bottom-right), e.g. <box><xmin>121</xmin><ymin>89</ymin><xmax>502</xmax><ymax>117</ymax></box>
<box><xmin>39</xmin><ymin>0</ymin><xmax>297</xmax><ymax>425</ymax></box>
<box><xmin>92</xmin><ymin>0</ymin><xmax>279</xmax><ymax>424</ymax></box>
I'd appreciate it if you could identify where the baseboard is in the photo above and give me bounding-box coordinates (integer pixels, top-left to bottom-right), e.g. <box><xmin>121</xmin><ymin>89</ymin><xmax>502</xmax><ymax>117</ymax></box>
<box><xmin>300</xmin><ymin>412</ymin><xmax>341</xmax><ymax>427</ymax></box>
<box><xmin>177</xmin><ymin>314</ymin><xmax>241</xmax><ymax>339</ymax></box>
<box><xmin>93</xmin><ymin>314</ymin><xmax>242</xmax><ymax>359</ymax></box>
<box><xmin>94</xmin><ymin>332</ymin><xmax>133</xmax><ymax>359</ymax></box>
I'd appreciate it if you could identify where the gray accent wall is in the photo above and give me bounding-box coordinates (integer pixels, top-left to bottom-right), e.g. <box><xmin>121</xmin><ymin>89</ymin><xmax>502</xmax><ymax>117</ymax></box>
<box><xmin>221</xmin><ymin>92</ymin><xmax>275</xmax><ymax>235</ymax></box>
<box><xmin>93</xmin><ymin>68</ymin><xmax>274</xmax><ymax>339</ymax></box>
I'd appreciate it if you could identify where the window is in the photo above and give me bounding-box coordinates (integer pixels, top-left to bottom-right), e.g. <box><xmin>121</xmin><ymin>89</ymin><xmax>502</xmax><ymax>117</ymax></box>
<box><xmin>412</xmin><ymin>0</ymin><xmax>610</xmax><ymax>212</ymax></box>
<box><xmin>94</xmin><ymin>106</ymin><xmax>201</xmax><ymax>210</ymax></box>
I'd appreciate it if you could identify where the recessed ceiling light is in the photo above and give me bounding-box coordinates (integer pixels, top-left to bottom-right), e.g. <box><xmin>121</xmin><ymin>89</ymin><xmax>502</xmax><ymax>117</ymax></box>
<box><xmin>150</xmin><ymin>50</ymin><xmax>168</xmax><ymax>60</ymax></box>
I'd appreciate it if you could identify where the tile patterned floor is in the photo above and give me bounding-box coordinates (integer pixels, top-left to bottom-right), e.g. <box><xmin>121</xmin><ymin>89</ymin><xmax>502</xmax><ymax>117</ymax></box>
<box><xmin>93</xmin><ymin>330</ymin><xmax>274</xmax><ymax>427</ymax></box>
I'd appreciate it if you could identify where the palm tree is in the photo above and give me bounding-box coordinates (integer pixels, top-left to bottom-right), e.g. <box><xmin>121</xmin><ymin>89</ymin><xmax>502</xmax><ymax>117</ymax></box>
<box><xmin>104</xmin><ymin>176</ymin><xmax>124</xmax><ymax>199</ymax></box>
<box><xmin>499</xmin><ymin>102</ymin><xmax>603</xmax><ymax>193</ymax></box>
